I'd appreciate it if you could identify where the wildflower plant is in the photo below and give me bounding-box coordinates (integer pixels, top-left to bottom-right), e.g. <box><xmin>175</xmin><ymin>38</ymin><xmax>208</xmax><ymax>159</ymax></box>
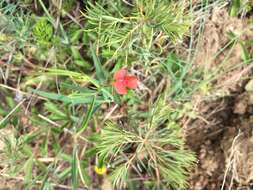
<box><xmin>84</xmin><ymin>0</ymin><xmax>191</xmax><ymax>64</ymax></box>
<box><xmin>96</xmin><ymin>98</ymin><xmax>196</xmax><ymax>189</ymax></box>
<box><xmin>32</xmin><ymin>17</ymin><xmax>54</xmax><ymax>47</ymax></box>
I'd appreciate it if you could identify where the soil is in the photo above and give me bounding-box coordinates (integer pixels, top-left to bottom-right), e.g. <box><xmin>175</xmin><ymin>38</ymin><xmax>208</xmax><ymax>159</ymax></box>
<box><xmin>0</xmin><ymin>179</ymin><xmax>22</xmax><ymax>190</ymax></box>
<box><xmin>186</xmin><ymin>82</ymin><xmax>253</xmax><ymax>190</ymax></box>
<box><xmin>186</xmin><ymin>8</ymin><xmax>253</xmax><ymax>190</ymax></box>
<box><xmin>195</xmin><ymin>8</ymin><xmax>253</xmax><ymax>92</ymax></box>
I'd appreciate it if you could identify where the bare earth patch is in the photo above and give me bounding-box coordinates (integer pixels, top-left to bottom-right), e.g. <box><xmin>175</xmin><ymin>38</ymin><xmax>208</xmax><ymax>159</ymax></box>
<box><xmin>0</xmin><ymin>178</ymin><xmax>22</xmax><ymax>190</ymax></box>
<box><xmin>186</xmin><ymin>8</ymin><xmax>253</xmax><ymax>190</ymax></box>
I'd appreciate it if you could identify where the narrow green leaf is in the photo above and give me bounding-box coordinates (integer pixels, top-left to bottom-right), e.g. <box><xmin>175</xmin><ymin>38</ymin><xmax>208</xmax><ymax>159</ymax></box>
<box><xmin>35</xmin><ymin>160</ymin><xmax>48</xmax><ymax>174</ymax></box>
<box><xmin>77</xmin><ymin>96</ymin><xmax>96</xmax><ymax>136</ymax></box>
<box><xmin>22</xmin><ymin>144</ymin><xmax>33</xmax><ymax>157</ymax></box>
<box><xmin>71</xmin><ymin>145</ymin><xmax>79</xmax><ymax>190</ymax></box>
<box><xmin>79</xmin><ymin>161</ymin><xmax>92</xmax><ymax>186</ymax></box>
<box><xmin>61</xmin><ymin>83</ymin><xmax>97</xmax><ymax>94</ymax></box>
<box><xmin>0</xmin><ymin>120</ymin><xmax>8</xmax><ymax>129</ymax></box>
<box><xmin>58</xmin><ymin>167</ymin><xmax>72</xmax><ymax>180</ymax></box>
<box><xmin>240</xmin><ymin>42</ymin><xmax>250</xmax><ymax>63</ymax></box>
<box><xmin>71</xmin><ymin>46</ymin><xmax>82</xmax><ymax>60</ymax></box>
<box><xmin>41</xmin><ymin>181</ymin><xmax>53</xmax><ymax>190</ymax></box>
<box><xmin>31</xmin><ymin>89</ymin><xmax>109</xmax><ymax>105</ymax></box>
<box><xmin>71</xmin><ymin>46</ymin><xmax>92</xmax><ymax>69</ymax></box>
<box><xmin>101</xmin><ymin>87</ymin><xmax>114</xmax><ymax>101</ymax></box>
<box><xmin>74</xmin><ymin>60</ymin><xmax>92</xmax><ymax>70</ymax></box>
<box><xmin>59</xmin><ymin>153</ymin><xmax>72</xmax><ymax>162</ymax></box>
<box><xmin>45</xmin><ymin>102</ymin><xmax>66</xmax><ymax>117</ymax></box>
<box><xmin>38</xmin><ymin>174</ymin><xmax>49</xmax><ymax>190</ymax></box>
<box><xmin>24</xmin><ymin>157</ymin><xmax>34</xmax><ymax>187</ymax></box>
<box><xmin>230</xmin><ymin>0</ymin><xmax>240</xmax><ymax>17</ymax></box>
<box><xmin>41</xmin><ymin>135</ymin><xmax>49</xmax><ymax>156</ymax></box>
<box><xmin>84</xmin><ymin>147</ymin><xmax>98</xmax><ymax>158</ymax></box>
<box><xmin>6</xmin><ymin>96</ymin><xmax>16</xmax><ymax>108</ymax></box>
<box><xmin>70</xmin><ymin>30</ymin><xmax>83</xmax><ymax>43</ymax></box>
<box><xmin>90</xmin><ymin>44</ymin><xmax>107</xmax><ymax>82</ymax></box>
<box><xmin>44</xmin><ymin>68</ymin><xmax>100</xmax><ymax>87</ymax></box>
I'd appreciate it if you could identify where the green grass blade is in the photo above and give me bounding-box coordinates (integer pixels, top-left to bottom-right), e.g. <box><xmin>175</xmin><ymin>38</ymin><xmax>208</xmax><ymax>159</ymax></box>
<box><xmin>61</xmin><ymin>83</ymin><xmax>97</xmax><ymax>94</ymax></box>
<box><xmin>44</xmin><ymin>68</ymin><xmax>100</xmax><ymax>88</ymax></box>
<box><xmin>76</xmin><ymin>96</ymin><xmax>96</xmax><ymax>136</ymax></box>
<box><xmin>90</xmin><ymin>44</ymin><xmax>107</xmax><ymax>83</ymax></box>
<box><xmin>31</xmin><ymin>89</ymin><xmax>108</xmax><ymax>105</ymax></box>
<box><xmin>38</xmin><ymin>174</ymin><xmax>49</xmax><ymax>190</ymax></box>
<box><xmin>230</xmin><ymin>0</ymin><xmax>240</xmax><ymax>17</ymax></box>
<box><xmin>71</xmin><ymin>145</ymin><xmax>78</xmax><ymax>190</ymax></box>
<box><xmin>24</xmin><ymin>157</ymin><xmax>34</xmax><ymax>188</ymax></box>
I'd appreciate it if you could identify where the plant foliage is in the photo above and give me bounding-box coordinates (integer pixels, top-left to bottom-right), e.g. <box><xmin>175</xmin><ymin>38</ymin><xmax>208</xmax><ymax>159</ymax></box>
<box><xmin>96</xmin><ymin>99</ymin><xmax>196</xmax><ymax>189</ymax></box>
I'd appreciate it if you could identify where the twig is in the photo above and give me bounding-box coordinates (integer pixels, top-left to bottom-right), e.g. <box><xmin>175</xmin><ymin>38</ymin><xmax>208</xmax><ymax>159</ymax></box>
<box><xmin>0</xmin><ymin>98</ymin><xmax>26</xmax><ymax>126</ymax></box>
<box><xmin>103</xmin><ymin>104</ymin><xmax>118</xmax><ymax>122</ymax></box>
<box><xmin>38</xmin><ymin>114</ymin><xmax>61</xmax><ymax>127</ymax></box>
<box><xmin>122</xmin><ymin>0</ymin><xmax>134</xmax><ymax>6</ymax></box>
<box><xmin>221</xmin><ymin>131</ymin><xmax>242</xmax><ymax>190</ymax></box>
<box><xmin>0</xmin><ymin>84</ymin><xmax>46</xmax><ymax>100</ymax></box>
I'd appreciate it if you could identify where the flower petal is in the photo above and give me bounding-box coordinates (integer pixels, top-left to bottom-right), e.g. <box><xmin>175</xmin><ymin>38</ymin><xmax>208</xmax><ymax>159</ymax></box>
<box><xmin>113</xmin><ymin>81</ymin><xmax>128</xmax><ymax>94</ymax></box>
<box><xmin>125</xmin><ymin>76</ymin><xmax>137</xmax><ymax>89</ymax></box>
<box><xmin>114</xmin><ymin>68</ymin><xmax>127</xmax><ymax>80</ymax></box>
<box><xmin>95</xmin><ymin>165</ymin><xmax>107</xmax><ymax>175</ymax></box>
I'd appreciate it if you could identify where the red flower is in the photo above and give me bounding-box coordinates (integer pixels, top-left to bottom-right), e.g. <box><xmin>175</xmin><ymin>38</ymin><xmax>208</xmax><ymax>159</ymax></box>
<box><xmin>113</xmin><ymin>68</ymin><xmax>137</xmax><ymax>95</ymax></box>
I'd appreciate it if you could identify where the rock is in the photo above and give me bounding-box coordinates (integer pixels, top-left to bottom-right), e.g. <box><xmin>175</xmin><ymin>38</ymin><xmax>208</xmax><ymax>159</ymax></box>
<box><xmin>245</xmin><ymin>79</ymin><xmax>253</xmax><ymax>92</ymax></box>
<box><xmin>234</xmin><ymin>101</ymin><xmax>247</xmax><ymax>115</ymax></box>
<box><xmin>249</xmin><ymin>94</ymin><xmax>253</xmax><ymax>105</ymax></box>
<box><xmin>234</xmin><ymin>94</ymin><xmax>248</xmax><ymax>115</ymax></box>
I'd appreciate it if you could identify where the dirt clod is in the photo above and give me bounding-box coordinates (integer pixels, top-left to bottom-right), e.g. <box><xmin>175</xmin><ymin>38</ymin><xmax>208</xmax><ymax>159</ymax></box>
<box><xmin>187</xmin><ymin>88</ymin><xmax>253</xmax><ymax>190</ymax></box>
<box><xmin>234</xmin><ymin>94</ymin><xmax>248</xmax><ymax>115</ymax></box>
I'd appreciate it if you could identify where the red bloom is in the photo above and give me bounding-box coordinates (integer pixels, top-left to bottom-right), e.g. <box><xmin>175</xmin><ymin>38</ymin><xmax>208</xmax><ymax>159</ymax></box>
<box><xmin>113</xmin><ymin>68</ymin><xmax>137</xmax><ymax>95</ymax></box>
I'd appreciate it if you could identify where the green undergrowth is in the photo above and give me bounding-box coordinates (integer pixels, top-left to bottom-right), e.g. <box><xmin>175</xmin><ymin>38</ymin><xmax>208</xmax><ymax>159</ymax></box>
<box><xmin>0</xmin><ymin>0</ymin><xmax>238</xmax><ymax>189</ymax></box>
